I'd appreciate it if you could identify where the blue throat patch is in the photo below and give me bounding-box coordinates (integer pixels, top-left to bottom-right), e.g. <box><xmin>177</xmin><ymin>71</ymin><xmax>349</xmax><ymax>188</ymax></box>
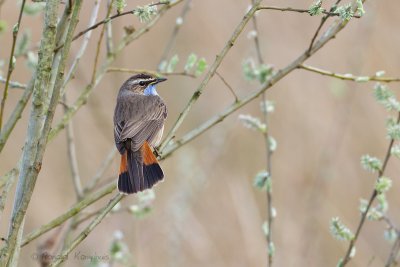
<box><xmin>144</xmin><ymin>84</ymin><xmax>158</xmax><ymax>96</ymax></box>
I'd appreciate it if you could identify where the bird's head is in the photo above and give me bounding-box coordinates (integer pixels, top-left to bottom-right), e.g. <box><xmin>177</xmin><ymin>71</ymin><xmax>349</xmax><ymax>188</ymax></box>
<box><xmin>122</xmin><ymin>73</ymin><xmax>167</xmax><ymax>95</ymax></box>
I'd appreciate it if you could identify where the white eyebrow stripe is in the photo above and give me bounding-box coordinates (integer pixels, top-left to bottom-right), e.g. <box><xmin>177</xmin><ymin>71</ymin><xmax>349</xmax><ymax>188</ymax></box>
<box><xmin>129</xmin><ymin>78</ymin><xmax>156</xmax><ymax>85</ymax></box>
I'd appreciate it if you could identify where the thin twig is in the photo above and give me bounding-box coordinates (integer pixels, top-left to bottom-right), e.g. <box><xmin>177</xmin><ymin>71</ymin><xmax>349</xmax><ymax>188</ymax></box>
<box><xmin>0</xmin><ymin>76</ymin><xmax>27</xmax><ymax>89</ymax></box>
<box><xmin>341</xmin><ymin>112</ymin><xmax>400</xmax><ymax>266</ymax></box>
<box><xmin>257</xmin><ymin>6</ymin><xmax>360</xmax><ymax>18</ymax></box>
<box><xmin>158</xmin><ymin>0</ymin><xmax>193</xmax><ymax>70</ymax></box>
<box><xmin>48</xmin><ymin>193</ymin><xmax>124</xmax><ymax>267</ymax></box>
<box><xmin>215</xmin><ymin>71</ymin><xmax>238</xmax><ymax>102</ymax></box>
<box><xmin>0</xmin><ymin>0</ymin><xmax>26</xmax><ymax>130</ymax></box>
<box><xmin>55</xmin><ymin>2</ymin><xmax>168</xmax><ymax>52</ymax></box>
<box><xmin>158</xmin><ymin>0</ymin><xmax>264</xmax><ymax>152</ymax></box>
<box><xmin>299</xmin><ymin>64</ymin><xmax>400</xmax><ymax>83</ymax></box>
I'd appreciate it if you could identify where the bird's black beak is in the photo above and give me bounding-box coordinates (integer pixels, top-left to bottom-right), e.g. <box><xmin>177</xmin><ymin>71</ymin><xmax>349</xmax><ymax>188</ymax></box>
<box><xmin>155</xmin><ymin>77</ymin><xmax>167</xmax><ymax>84</ymax></box>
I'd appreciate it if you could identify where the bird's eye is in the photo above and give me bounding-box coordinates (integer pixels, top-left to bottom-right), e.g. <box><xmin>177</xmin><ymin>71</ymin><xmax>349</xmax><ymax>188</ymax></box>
<box><xmin>139</xmin><ymin>81</ymin><xmax>146</xmax><ymax>86</ymax></box>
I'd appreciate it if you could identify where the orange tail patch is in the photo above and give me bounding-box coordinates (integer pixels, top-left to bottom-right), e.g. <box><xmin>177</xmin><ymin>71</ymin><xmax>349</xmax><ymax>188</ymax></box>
<box><xmin>142</xmin><ymin>141</ymin><xmax>158</xmax><ymax>165</ymax></box>
<box><xmin>141</xmin><ymin>141</ymin><xmax>164</xmax><ymax>188</ymax></box>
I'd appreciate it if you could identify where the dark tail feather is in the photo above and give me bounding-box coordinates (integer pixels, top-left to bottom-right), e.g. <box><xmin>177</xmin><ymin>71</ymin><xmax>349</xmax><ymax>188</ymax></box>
<box><xmin>142</xmin><ymin>141</ymin><xmax>164</xmax><ymax>188</ymax></box>
<box><xmin>118</xmin><ymin>150</ymin><xmax>142</xmax><ymax>194</ymax></box>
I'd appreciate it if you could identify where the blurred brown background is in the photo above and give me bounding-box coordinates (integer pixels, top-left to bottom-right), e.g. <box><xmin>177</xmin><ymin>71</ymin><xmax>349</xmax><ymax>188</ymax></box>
<box><xmin>1</xmin><ymin>0</ymin><xmax>399</xmax><ymax>266</ymax></box>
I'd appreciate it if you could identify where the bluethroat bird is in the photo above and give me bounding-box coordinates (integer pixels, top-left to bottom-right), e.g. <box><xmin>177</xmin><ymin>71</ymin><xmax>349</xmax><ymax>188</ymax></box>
<box><xmin>114</xmin><ymin>73</ymin><xmax>167</xmax><ymax>194</ymax></box>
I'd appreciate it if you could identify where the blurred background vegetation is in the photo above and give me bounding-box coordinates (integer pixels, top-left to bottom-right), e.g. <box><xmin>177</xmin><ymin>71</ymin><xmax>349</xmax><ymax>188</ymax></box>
<box><xmin>0</xmin><ymin>0</ymin><xmax>399</xmax><ymax>266</ymax></box>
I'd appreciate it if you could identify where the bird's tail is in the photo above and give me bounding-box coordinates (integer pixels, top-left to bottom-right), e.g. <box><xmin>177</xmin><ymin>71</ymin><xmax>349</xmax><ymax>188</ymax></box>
<box><xmin>118</xmin><ymin>141</ymin><xmax>164</xmax><ymax>194</ymax></box>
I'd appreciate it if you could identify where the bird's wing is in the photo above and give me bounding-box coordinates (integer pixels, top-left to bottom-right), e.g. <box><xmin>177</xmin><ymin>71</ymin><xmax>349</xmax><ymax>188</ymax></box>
<box><xmin>114</xmin><ymin>93</ymin><xmax>167</xmax><ymax>152</ymax></box>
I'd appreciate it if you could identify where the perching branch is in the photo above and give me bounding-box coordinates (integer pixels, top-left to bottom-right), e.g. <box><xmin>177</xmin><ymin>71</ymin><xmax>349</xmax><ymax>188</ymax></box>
<box><xmin>0</xmin><ymin>0</ymin><xmax>26</xmax><ymax>130</ymax></box>
<box><xmin>299</xmin><ymin>64</ymin><xmax>400</xmax><ymax>83</ymax></box>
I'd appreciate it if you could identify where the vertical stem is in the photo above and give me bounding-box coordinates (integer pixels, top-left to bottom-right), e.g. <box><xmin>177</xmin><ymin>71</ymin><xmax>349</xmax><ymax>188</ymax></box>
<box><xmin>91</xmin><ymin>0</ymin><xmax>114</xmax><ymax>84</ymax></box>
<box><xmin>0</xmin><ymin>0</ymin><xmax>26</xmax><ymax>130</ymax></box>
<box><xmin>251</xmin><ymin>0</ymin><xmax>274</xmax><ymax>265</ymax></box>
<box><xmin>63</xmin><ymin>94</ymin><xmax>83</xmax><ymax>199</ymax></box>
<box><xmin>105</xmin><ymin>0</ymin><xmax>114</xmax><ymax>56</ymax></box>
